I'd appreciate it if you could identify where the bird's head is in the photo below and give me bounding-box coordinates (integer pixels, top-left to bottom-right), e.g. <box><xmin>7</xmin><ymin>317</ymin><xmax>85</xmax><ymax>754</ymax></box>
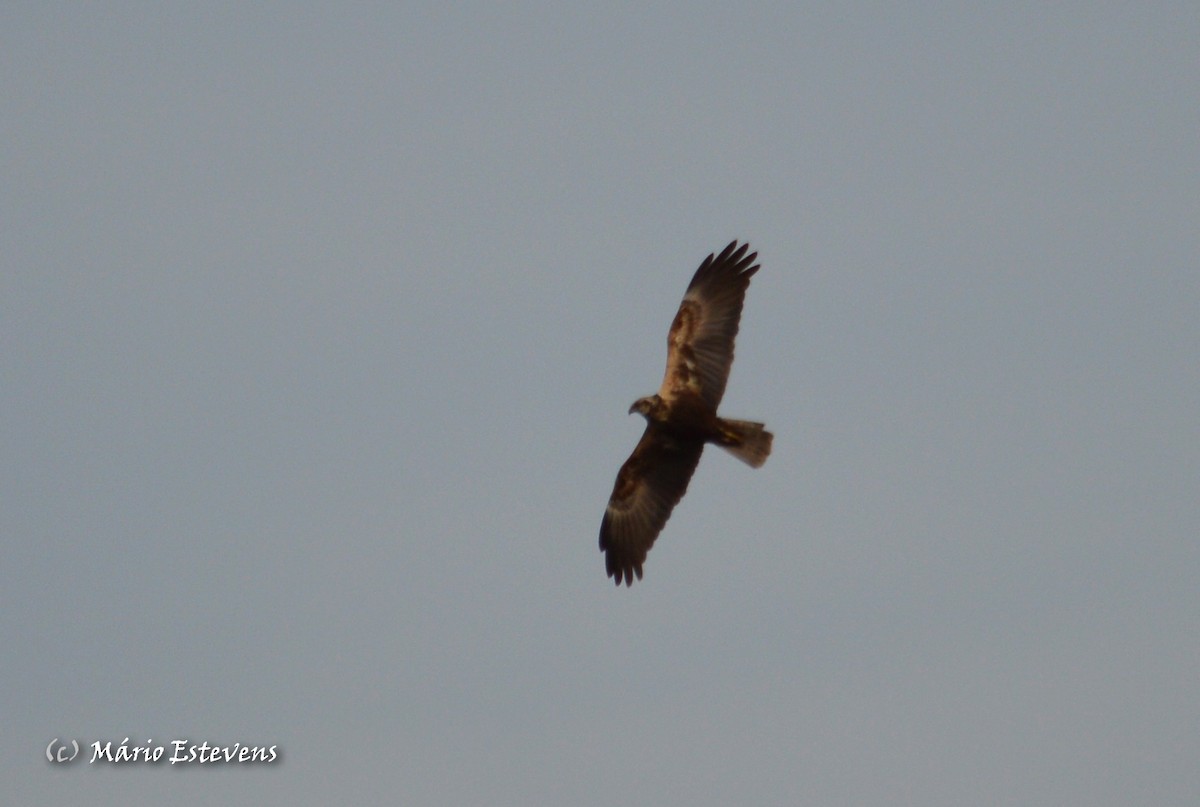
<box><xmin>628</xmin><ymin>395</ymin><xmax>663</xmax><ymax>420</ymax></box>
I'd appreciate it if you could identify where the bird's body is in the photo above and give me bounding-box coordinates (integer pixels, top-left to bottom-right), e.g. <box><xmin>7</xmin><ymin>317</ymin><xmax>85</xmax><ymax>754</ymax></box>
<box><xmin>599</xmin><ymin>241</ymin><xmax>772</xmax><ymax>586</ymax></box>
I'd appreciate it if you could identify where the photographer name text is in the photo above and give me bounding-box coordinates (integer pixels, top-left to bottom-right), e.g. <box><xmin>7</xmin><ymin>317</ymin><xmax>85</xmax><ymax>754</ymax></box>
<box><xmin>46</xmin><ymin>737</ymin><xmax>280</xmax><ymax>765</ymax></box>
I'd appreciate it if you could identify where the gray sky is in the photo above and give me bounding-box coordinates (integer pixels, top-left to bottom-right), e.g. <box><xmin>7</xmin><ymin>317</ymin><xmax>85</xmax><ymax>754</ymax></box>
<box><xmin>4</xmin><ymin>4</ymin><xmax>1197</xmax><ymax>804</ymax></box>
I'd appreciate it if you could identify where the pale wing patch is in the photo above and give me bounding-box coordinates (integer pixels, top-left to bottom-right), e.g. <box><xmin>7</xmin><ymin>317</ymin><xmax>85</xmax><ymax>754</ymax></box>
<box><xmin>659</xmin><ymin>300</ymin><xmax>703</xmax><ymax>401</ymax></box>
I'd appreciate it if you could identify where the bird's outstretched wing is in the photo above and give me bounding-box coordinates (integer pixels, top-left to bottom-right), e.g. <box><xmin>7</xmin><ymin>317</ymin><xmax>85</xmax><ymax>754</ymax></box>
<box><xmin>599</xmin><ymin>424</ymin><xmax>705</xmax><ymax>586</ymax></box>
<box><xmin>657</xmin><ymin>241</ymin><xmax>759</xmax><ymax>410</ymax></box>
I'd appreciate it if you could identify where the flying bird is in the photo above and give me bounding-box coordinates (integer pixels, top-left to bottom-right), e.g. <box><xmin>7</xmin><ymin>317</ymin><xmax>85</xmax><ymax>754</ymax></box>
<box><xmin>599</xmin><ymin>241</ymin><xmax>772</xmax><ymax>586</ymax></box>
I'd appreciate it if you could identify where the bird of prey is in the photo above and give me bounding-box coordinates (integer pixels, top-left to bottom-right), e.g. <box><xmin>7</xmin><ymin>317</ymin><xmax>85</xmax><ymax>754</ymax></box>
<box><xmin>599</xmin><ymin>241</ymin><xmax>772</xmax><ymax>586</ymax></box>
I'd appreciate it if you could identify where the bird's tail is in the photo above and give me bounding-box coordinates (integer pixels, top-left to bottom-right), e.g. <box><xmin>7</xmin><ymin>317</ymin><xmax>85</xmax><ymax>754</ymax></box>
<box><xmin>717</xmin><ymin>419</ymin><xmax>773</xmax><ymax>468</ymax></box>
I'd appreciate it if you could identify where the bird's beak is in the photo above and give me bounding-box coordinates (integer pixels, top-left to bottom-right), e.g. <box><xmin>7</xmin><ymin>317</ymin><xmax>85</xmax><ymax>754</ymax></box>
<box><xmin>628</xmin><ymin>402</ymin><xmax>638</xmax><ymax>415</ymax></box>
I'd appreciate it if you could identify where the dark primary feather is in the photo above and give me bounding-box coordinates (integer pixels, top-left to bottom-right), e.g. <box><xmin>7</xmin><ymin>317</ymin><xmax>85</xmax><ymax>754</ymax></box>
<box><xmin>659</xmin><ymin>240</ymin><xmax>759</xmax><ymax>410</ymax></box>
<box><xmin>598</xmin><ymin>425</ymin><xmax>705</xmax><ymax>586</ymax></box>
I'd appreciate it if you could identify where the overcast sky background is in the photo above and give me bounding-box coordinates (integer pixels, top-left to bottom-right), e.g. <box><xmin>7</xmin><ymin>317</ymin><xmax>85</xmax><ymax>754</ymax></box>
<box><xmin>4</xmin><ymin>4</ymin><xmax>1197</xmax><ymax>805</ymax></box>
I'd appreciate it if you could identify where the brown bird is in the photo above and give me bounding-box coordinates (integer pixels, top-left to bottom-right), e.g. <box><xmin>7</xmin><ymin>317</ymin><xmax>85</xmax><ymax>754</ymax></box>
<box><xmin>599</xmin><ymin>241</ymin><xmax>772</xmax><ymax>586</ymax></box>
